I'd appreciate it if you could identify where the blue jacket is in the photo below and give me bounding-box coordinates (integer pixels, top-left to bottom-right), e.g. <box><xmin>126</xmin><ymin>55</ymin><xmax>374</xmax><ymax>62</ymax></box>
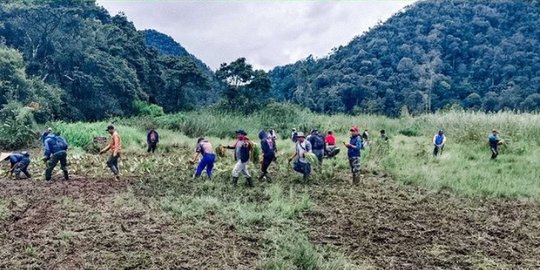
<box><xmin>9</xmin><ymin>153</ymin><xmax>30</xmax><ymax>166</ymax></box>
<box><xmin>488</xmin><ymin>134</ymin><xmax>499</xmax><ymax>147</ymax></box>
<box><xmin>347</xmin><ymin>135</ymin><xmax>363</xmax><ymax>158</ymax></box>
<box><xmin>44</xmin><ymin>134</ymin><xmax>68</xmax><ymax>159</ymax></box>
<box><xmin>259</xmin><ymin>130</ymin><xmax>276</xmax><ymax>157</ymax></box>
<box><xmin>434</xmin><ymin>134</ymin><xmax>445</xmax><ymax>145</ymax></box>
<box><xmin>41</xmin><ymin>131</ymin><xmax>50</xmax><ymax>145</ymax></box>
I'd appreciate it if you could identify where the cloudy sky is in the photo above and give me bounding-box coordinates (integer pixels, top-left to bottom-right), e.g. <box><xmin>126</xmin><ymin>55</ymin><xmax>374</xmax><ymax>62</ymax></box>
<box><xmin>97</xmin><ymin>1</ymin><xmax>416</xmax><ymax>70</ymax></box>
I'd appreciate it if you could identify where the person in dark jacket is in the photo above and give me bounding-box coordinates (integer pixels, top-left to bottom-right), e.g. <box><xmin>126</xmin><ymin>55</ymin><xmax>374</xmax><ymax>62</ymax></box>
<box><xmin>344</xmin><ymin>126</ymin><xmax>363</xmax><ymax>185</ymax></box>
<box><xmin>44</xmin><ymin>133</ymin><xmax>69</xmax><ymax>181</ymax></box>
<box><xmin>307</xmin><ymin>129</ymin><xmax>325</xmax><ymax>164</ymax></box>
<box><xmin>222</xmin><ymin>129</ymin><xmax>253</xmax><ymax>187</ymax></box>
<box><xmin>488</xmin><ymin>129</ymin><xmax>501</xmax><ymax>159</ymax></box>
<box><xmin>5</xmin><ymin>152</ymin><xmax>31</xmax><ymax>179</ymax></box>
<box><xmin>147</xmin><ymin>128</ymin><xmax>159</xmax><ymax>153</ymax></box>
<box><xmin>258</xmin><ymin>129</ymin><xmax>277</xmax><ymax>182</ymax></box>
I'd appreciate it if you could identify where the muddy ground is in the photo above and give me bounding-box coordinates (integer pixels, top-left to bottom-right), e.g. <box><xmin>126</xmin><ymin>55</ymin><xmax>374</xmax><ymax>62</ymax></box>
<box><xmin>1</xmin><ymin>175</ymin><xmax>539</xmax><ymax>269</ymax></box>
<box><xmin>305</xmin><ymin>176</ymin><xmax>540</xmax><ymax>269</ymax></box>
<box><xmin>0</xmin><ymin>177</ymin><xmax>259</xmax><ymax>270</ymax></box>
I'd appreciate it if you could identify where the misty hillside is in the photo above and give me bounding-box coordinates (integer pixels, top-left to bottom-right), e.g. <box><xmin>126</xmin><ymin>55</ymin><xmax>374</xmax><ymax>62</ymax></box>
<box><xmin>270</xmin><ymin>0</ymin><xmax>540</xmax><ymax>116</ymax></box>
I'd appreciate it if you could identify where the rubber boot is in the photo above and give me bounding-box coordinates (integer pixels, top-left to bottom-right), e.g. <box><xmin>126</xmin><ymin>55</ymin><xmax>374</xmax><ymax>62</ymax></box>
<box><xmin>63</xmin><ymin>171</ymin><xmax>69</xmax><ymax>181</ymax></box>
<box><xmin>352</xmin><ymin>173</ymin><xmax>359</xmax><ymax>185</ymax></box>
<box><xmin>232</xmin><ymin>177</ymin><xmax>238</xmax><ymax>186</ymax></box>
<box><xmin>258</xmin><ymin>173</ymin><xmax>266</xmax><ymax>181</ymax></box>
<box><xmin>246</xmin><ymin>177</ymin><xmax>253</xmax><ymax>187</ymax></box>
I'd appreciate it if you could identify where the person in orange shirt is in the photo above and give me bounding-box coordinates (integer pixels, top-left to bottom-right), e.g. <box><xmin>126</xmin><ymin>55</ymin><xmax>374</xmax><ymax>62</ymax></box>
<box><xmin>99</xmin><ymin>125</ymin><xmax>122</xmax><ymax>180</ymax></box>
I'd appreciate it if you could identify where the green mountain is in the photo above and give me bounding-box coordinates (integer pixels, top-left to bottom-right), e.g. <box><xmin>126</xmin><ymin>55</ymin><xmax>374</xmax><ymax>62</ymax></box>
<box><xmin>0</xmin><ymin>0</ymin><xmax>219</xmax><ymax>121</ymax></box>
<box><xmin>142</xmin><ymin>29</ymin><xmax>222</xmax><ymax>100</ymax></box>
<box><xmin>270</xmin><ymin>0</ymin><xmax>540</xmax><ymax>116</ymax></box>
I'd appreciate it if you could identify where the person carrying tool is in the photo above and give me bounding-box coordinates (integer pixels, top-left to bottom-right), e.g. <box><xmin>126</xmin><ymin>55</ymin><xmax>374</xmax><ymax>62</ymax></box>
<box><xmin>191</xmin><ymin>137</ymin><xmax>216</xmax><ymax>179</ymax></box>
<box><xmin>432</xmin><ymin>129</ymin><xmax>447</xmax><ymax>156</ymax></box>
<box><xmin>99</xmin><ymin>125</ymin><xmax>122</xmax><ymax>180</ymax></box>
<box><xmin>4</xmin><ymin>152</ymin><xmax>31</xmax><ymax>179</ymax></box>
<box><xmin>222</xmin><ymin>129</ymin><xmax>253</xmax><ymax>187</ymax></box>
<box><xmin>44</xmin><ymin>133</ymin><xmax>69</xmax><ymax>181</ymax></box>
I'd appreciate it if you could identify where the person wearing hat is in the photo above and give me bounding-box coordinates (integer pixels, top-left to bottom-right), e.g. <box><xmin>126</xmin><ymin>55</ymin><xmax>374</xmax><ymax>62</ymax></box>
<box><xmin>432</xmin><ymin>129</ymin><xmax>447</xmax><ymax>156</ymax></box>
<box><xmin>41</xmin><ymin>127</ymin><xmax>53</xmax><ymax>146</ymax></box>
<box><xmin>344</xmin><ymin>126</ymin><xmax>363</xmax><ymax>185</ymax></box>
<box><xmin>44</xmin><ymin>132</ymin><xmax>69</xmax><ymax>181</ymax></box>
<box><xmin>99</xmin><ymin>125</ymin><xmax>122</xmax><ymax>180</ymax></box>
<box><xmin>488</xmin><ymin>129</ymin><xmax>501</xmax><ymax>159</ymax></box>
<box><xmin>289</xmin><ymin>131</ymin><xmax>312</xmax><ymax>181</ymax></box>
<box><xmin>4</xmin><ymin>151</ymin><xmax>31</xmax><ymax>179</ymax></box>
<box><xmin>222</xmin><ymin>129</ymin><xmax>253</xmax><ymax>187</ymax></box>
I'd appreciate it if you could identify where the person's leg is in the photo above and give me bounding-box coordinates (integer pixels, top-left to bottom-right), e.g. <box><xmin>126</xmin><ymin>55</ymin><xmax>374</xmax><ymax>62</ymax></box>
<box><xmin>433</xmin><ymin>145</ymin><xmax>438</xmax><ymax>156</ymax></box>
<box><xmin>350</xmin><ymin>157</ymin><xmax>360</xmax><ymax>185</ymax></box>
<box><xmin>151</xmin><ymin>143</ymin><xmax>157</xmax><ymax>153</ymax></box>
<box><xmin>194</xmin><ymin>157</ymin><xmax>207</xmax><ymax>177</ymax></box>
<box><xmin>58</xmin><ymin>152</ymin><xmax>69</xmax><ymax>180</ymax></box>
<box><xmin>21</xmin><ymin>161</ymin><xmax>31</xmax><ymax>178</ymax></box>
<box><xmin>232</xmin><ymin>161</ymin><xmax>242</xmax><ymax>186</ymax></box>
<box><xmin>45</xmin><ymin>154</ymin><xmax>60</xmax><ymax>181</ymax></box>
<box><xmin>147</xmin><ymin>144</ymin><xmax>151</xmax><ymax>153</ymax></box>
<box><xmin>107</xmin><ymin>155</ymin><xmax>119</xmax><ymax>176</ymax></box>
<box><xmin>260</xmin><ymin>156</ymin><xmax>271</xmax><ymax>180</ymax></box>
<box><xmin>206</xmin><ymin>155</ymin><xmax>215</xmax><ymax>178</ymax></box>
<box><xmin>241</xmin><ymin>162</ymin><xmax>253</xmax><ymax>187</ymax></box>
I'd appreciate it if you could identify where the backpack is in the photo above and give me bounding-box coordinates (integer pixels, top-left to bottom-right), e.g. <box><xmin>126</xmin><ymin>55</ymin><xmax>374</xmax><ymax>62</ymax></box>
<box><xmin>49</xmin><ymin>136</ymin><xmax>68</xmax><ymax>152</ymax></box>
<box><xmin>310</xmin><ymin>134</ymin><xmax>325</xmax><ymax>150</ymax></box>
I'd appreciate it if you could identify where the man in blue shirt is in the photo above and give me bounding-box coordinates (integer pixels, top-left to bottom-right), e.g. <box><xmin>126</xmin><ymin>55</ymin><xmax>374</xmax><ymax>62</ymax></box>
<box><xmin>44</xmin><ymin>133</ymin><xmax>69</xmax><ymax>181</ymax></box>
<box><xmin>4</xmin><ymin>152</ymin><xmax>31</xmax><ymax>179</ymax></box>
<box><xmin>344</xmin><ymin>126</ymin><xmax>363</xmax><ymax>185</ymax></box>
<box><xmin>488</xmin><ymin>129</ymin><xmax>501</xmax><ymax>159</ymax></box>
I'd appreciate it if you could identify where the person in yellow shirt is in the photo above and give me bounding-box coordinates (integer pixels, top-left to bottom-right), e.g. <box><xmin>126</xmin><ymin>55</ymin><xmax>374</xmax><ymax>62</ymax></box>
<box><xmin>99</xmin><ymin>125</ymin><xmax>122</xmax><ymax>180</ymax></box>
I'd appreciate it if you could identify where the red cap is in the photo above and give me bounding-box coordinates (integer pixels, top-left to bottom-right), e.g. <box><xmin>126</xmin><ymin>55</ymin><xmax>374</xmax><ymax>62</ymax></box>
<box><xmin>350</xmin><ymin>126</ymin><xmax>359</xmax><ymax>132</ymax></box>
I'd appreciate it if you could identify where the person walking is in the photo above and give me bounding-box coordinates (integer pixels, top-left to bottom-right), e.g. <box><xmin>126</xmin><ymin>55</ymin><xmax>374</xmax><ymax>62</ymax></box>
<box><xmin>99</xmin><ymin>125</ymin><xmax>122</xmax><ymax>180</ymax></box>
<box><xmin>489</xmin><ymin>129</ymin><xmax>501</xmax><ymax>159</ymax></box>
<box><xmin>344</xmin><ymin>127</ymin><xmax>363</xmax><ymax>185</ymax></box>
<box><xmin>307</xmin><ymin>129</ymin><xmax>325</xmax><ymax>164</ymax></box>
<box><xmin>362</xmin><ymin>129</ymin><xmax>370</xmax><ymax>148</ymax></box>
<box><xmin>147</xmin><ymin>128</ymin><xmax>159</xmax><ymax>153</ymax></box>
<box><xmin>191</xmin><ymin>137</ymin><xmax>216</xmax><ymax>179</ymax></box>
<box><xmin>223</xmin><ymin>129</ymin><xmax>253</xmax><ymax>187</ymax></box>
<box><xmin>4</xmin><ymin>152</ymin><xmax>31</xmax><ymax>179</ymax></box>
<box><xmin>44</xmin><ymin>133</ymin><xmax>69</xmax><ymax>181</ymax></box>
<box><xmin>289</xmin><ymin>132</ymin><xmax>312</xmax><ymax>182</ymax></box>
<box><xmin>291</xmin><ymin>128</ymin><xmax>298</xmax><ymax>143</ymax></box>
<box><xmin>258</xmin><ymin>129</ymin><xmax>277</xmax><ymax>182</ymax></box>
<box><xmin>433</xmin><ymin>129</ymin><xmax>447</xmax><ymax>156</ymax></box>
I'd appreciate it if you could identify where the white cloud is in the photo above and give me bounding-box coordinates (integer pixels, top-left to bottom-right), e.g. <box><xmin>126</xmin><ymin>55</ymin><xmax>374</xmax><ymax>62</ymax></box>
<box><xmin>96</xmin><ymin>0</ymin><xmax>415</xmax><ymax>70</ymax></box>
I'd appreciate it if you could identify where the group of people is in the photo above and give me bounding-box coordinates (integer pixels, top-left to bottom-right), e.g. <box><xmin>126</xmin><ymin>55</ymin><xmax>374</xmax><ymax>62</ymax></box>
<box><xmin>2</xmin><ymin>125</ymin><xmax>123</xmax><ymax>181</ymax></box>
<box><xmin>432</xmin><ymin>129</ymin><xmax>503</xmax><ymax>159</ymax></box>
<box><xmin>1</xmin><ymin>124</ymin><xmax>504</xmax><ymax>183</ymax></box>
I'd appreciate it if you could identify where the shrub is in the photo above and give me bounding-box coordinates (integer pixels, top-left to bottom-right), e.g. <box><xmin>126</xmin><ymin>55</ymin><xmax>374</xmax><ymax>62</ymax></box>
<box><xmin>133</xmin><ymin>100</ymin><xmax>165</xmax><ymax>117</ymax></box>
<box><xmin>0</xmin><ymin>102</ymin><xmax>38</xmax><ymax>149</ymax></box>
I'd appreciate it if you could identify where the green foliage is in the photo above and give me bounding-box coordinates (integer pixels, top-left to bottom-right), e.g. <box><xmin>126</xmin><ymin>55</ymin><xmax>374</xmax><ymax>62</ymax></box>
<box><xmin>0</xmin><ymin>1</ymin><xmax>219</xmax><ymax>121</ymax></box>
<box><xmin>0</xmin><ymin>102</ymin><xmax>37</xmax><ymax>149</ymax></box>
<box><xmin>270</xmin><ymin>0</ymin><xmax>540</xmax><ymax>115</ymax></box>
<box><xmin>132</xmin><ymin>100</ymin><xmax>164</xmax><ymax>117</ymax></box>
<box><xmin>216</xmin><ymin>58</ymin><xmax>272</xmax><ymax>114</ymax></box>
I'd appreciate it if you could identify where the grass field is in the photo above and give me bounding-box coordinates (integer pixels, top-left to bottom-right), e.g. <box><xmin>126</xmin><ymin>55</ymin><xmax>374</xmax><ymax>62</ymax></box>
<box><xmin>0</xmin><ymin>109</ymin><xmax>539</xmax><ymax>269</ymax></box>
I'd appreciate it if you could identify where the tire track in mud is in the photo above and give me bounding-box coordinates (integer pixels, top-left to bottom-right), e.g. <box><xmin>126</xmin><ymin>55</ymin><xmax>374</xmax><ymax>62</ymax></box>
<box><xmin>304</xmin><ymin>176</ymin><xmax>540</xmax><ymax>269</ymax></box>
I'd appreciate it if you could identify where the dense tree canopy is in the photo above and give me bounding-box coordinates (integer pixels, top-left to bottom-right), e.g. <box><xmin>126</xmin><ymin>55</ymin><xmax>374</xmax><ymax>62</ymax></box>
<box><xmin>0</xmin><ymin>0</ymin><xmax>219</xmax><ymax>121</ymax></box>
<box><xmin>270</xmin><ymin>0</ymin><xmax>540</xmax><ymax>115</ymax></box>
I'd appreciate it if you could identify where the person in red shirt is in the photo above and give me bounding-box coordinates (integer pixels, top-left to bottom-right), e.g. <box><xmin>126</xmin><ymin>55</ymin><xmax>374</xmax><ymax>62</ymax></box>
<box><xmin>325</xmin><ymin>131</ymin><xmax>336</xmax><ymax>148</ymax></box>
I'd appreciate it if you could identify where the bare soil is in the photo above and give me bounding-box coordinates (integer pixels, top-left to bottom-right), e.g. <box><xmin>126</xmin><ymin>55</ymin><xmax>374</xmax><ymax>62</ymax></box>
<box><xmin>0</xmin><ymin>177</ymin><xmax>260</xmax><ymax>270</ymax></box>
<box><xmin>304</xmin><ymin>175</ymin><xmax>540</xmax><ymax>269</ymax></box>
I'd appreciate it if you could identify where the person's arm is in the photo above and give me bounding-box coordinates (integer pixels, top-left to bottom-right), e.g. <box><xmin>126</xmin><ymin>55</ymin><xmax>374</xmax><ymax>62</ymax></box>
<box><xmin>99</xmin><ymin>141</ymin><xmax>111</xmax><ymax>155</ymax></box>
<box><xmin>191</xmin><ymin>152</ymin><xmax>200</xmax><ymax>163</ymax></box>
<box><xmin>224</xmin><ymin>141</ymin><xmax>236</xmax><ymax>149</ymax></box>
<box><xmin>156</xmin><ymin>132</ymin><xmax>159</xmax><ymax>143</ymax></box>
<box><xmin>433</xmin><ymin>135</ymin><xmax>437</xmax><ymax>145</ymax></box>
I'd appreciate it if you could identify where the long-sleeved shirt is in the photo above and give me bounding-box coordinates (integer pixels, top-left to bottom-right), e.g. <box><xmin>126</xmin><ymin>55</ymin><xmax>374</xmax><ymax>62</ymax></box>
<box><xmin>107</xmin><ymin>131</ymin><xmax>122</xmax><ymax>155</ymax></box>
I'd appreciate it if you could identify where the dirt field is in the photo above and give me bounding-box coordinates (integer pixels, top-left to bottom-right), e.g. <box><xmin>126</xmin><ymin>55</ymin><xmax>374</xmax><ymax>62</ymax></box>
<box><xmin>0</xmin><ymin>177</ymin><xmax>260</xmax><ymax>270</ymax></box>
<box><xmin>305</xmin><ymin>176</ymin><xmax>540</xmax><ymax>269</ymax></box>
<box><xmin>1</xmin><ymin>175</ymin><xmax>539</xmax><ymax>269</ymax></box>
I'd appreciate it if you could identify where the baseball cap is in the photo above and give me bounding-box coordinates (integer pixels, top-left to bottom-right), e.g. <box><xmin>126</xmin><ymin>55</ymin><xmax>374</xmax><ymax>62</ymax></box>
<box><xmin>235</xmin><ymin>129</ymin><xmax>247</xmax><ymax>135</ymax></box>
<box><xmin>296</xmin><ymin>132</ymin><xmax>305</xmax><ymax>138</ymax></box>
<box><xmin>106</xmin><ymin>125</ymin><xmax>115</xmax><ymax>131</ymax></box>
<box><xmin>350</xmin><ymin>126</ymin><xmax>359</xmax><ymax>132</ymax></box>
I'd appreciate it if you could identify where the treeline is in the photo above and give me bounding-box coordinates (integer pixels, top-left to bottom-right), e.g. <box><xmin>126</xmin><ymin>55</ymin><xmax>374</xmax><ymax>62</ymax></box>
<box><xmin>0</xmin><ymin>0</ymin><xmax>220</xmax><ymax>122</ymax></box>
<box><xmin>270</xmin><ymin>0</ymin><xmax>540</xmax><ymax>116</ymax></box>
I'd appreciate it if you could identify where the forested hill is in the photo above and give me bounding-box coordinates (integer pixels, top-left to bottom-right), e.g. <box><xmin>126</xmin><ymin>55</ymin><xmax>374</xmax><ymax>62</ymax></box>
<box><xmin>0</xmin><ymin>0</ymin><xmax>220</xmax><ymax>121</ymax></box>
<box><xmin>270</xmin><ymin>0</ymin><xmax>540</xmax><ymax>116</ymax></box>
<box><xmin>142</xmin><ymin>29</ymin><xmax>222</xmax><ymax>98</ymax></box>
